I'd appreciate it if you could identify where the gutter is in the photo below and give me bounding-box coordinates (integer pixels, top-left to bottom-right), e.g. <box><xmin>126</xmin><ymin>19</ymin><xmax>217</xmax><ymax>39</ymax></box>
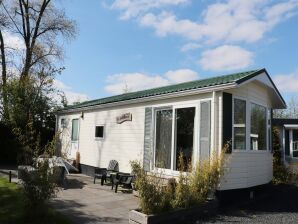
<box><xmin>56</xmin><ymin>82</ymin><xmax>238</xmax><ymax>115</ymax></box>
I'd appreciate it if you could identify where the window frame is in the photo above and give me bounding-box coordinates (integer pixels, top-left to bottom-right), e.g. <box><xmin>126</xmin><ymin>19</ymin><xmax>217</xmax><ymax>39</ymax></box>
<box><xmin>232</xmin><ymin>96</ymin><xmax>270</xmax><ymax>152</ymax></box>
<box><xmin>250</xmin><ymin>101</ymin><xmax>268</xmax><ymax>151</ymax></box>
<box><xmin>95</xmin><ymin>125</ymin><xmax>105</xmax><ymax>140</ymax></box>
<box><xmin>152</xmin><ymin>100</ymin><xmax>209</xmax><ymax>175</ymax></box>
<box><xmin>232</xmin><ymin>98</ymin><xmax>247</xmax><ymax>150</ymax></box>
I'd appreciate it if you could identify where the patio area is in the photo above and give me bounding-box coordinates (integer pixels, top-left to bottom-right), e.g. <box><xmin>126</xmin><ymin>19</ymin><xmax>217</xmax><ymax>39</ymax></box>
<box><xmin>50</xmin><ymin>174</ymin><xmax>139</xmax><ymax>224</ymax></box>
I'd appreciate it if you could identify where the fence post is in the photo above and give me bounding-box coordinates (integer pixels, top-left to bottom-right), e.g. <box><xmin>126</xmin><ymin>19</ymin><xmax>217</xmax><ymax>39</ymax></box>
<box><xmin>9</xmin><ymin>171</ymin><xmax>12</xmax><ymax>183</ymax></box>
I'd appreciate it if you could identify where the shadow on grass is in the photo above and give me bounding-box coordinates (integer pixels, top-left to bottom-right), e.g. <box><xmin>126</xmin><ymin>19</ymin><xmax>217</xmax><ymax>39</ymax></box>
<box><xmin>0</xmin><ymin>177</ymin><xmax>70</xmax><ymax>224</ymax></box>
<box><xmin>0</xmin><ymin>178</ymin><xmax>24</xmax><ymax>223</ymax></box>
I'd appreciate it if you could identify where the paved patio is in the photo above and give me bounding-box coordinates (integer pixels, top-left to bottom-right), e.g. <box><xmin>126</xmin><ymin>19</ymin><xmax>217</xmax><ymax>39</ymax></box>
<box><xmin>50</xmin><ymin>174</ymin><xmax>139</xmax><ymax>224</ymax></box>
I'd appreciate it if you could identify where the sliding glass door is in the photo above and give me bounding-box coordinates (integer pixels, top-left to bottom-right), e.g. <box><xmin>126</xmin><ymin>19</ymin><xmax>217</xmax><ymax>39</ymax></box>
<box><xmin>154</xmin><ymin>105</ymin><xmax>199</xmax><ymax>172</ymax></box>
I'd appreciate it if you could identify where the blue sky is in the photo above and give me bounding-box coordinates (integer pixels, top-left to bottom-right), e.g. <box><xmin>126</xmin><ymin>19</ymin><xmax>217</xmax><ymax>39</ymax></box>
<box><xmin>55</xmin><ymin>0</ymin><xmax>298</xmax><ymax>104</ymax></box>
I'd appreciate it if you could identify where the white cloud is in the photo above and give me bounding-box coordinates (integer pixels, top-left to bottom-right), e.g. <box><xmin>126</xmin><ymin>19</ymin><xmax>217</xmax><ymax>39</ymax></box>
<box><xmin>165</xmin><ymin>69</ymin><xmax>198</xmax><ymax>83</ymax></box>
<box><xmin>273</xmin><ymin>70</ymin><xmax>298</xmax><ymax>93</ymax></box>
<box><xmin>133</xmin><ymin>0</ymin><xmax>298</xmax><ymax>44</ymax></box>
<box><xmin>105</xmin><ymin>69</ymin><xmax>199</xmax><ymax>95</ymax></box>
<box><xmin>199</xmin><ymin>45</ymin><xmax>254</xmax><ymax>71</ymax></box>
<box><xmin>180</xmin><ymin>42</ymin><xmax>201</xmax><ymax>52</ymax></box>
<box><xmin>110</xmin><ymin>0</ymin><xmax>189</xmax><ymax>20</ymax></box>
<box><xmin>53</xmin><ymin>80</ymin><xmax>89</xmax><ymax>105</ymax></box>
<box><xmin>3</xmin><ymin>31</ymin><xmax>25</xmax><ymax>50</ymax></box>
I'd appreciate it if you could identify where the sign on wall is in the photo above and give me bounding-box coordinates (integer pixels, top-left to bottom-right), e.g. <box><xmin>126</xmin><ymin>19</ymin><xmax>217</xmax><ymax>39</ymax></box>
<box><xmin>116</xmin><ymin>113</ymin><xmax>132</xmax><ymax>124</ymax></box>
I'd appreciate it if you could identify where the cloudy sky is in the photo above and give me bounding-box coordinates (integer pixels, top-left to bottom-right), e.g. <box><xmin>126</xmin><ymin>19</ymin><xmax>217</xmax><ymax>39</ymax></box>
<box><xmin>56</xmin><ymin>0</ymin><xmax>298</xmax><ymax>104</ymax></box>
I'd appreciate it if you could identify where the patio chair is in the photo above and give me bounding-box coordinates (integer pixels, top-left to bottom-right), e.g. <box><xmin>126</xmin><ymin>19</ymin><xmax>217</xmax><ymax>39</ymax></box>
<box><xmin>94</xmin><ymin>160</ymin><xmax>119</xmax><ymax>185</ymax></box>
<box><xmin>112</xmin><ymin>173</ymin><xmax>134</xmax><ymax>193</ymax></box>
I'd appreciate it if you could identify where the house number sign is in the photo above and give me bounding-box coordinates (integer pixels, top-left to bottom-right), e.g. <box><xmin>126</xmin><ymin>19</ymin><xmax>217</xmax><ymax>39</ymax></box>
<box><xmin>116</xmin><ymin>113</ymin><xmax>132</xmax><ymax>124</ymax></box>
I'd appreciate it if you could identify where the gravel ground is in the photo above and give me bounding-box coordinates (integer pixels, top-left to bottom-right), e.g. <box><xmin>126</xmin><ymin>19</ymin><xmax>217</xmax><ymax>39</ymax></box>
<box><xmin>196</xmin><ymin>184</ymin><xmax>298</xmax><ymax>224</ymax></box>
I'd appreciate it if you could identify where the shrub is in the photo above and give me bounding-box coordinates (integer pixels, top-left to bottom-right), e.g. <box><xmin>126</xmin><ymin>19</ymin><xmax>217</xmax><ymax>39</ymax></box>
<box><xmin>130</xmin><ymin>147</ymin><xmax>227</xmax><ymax>214</ymax></box>
<box><xmin>21</xmin><ymin>158</ymin><xmax>59</xmax><ymax>214</ymax></box>
<box><xmin>272</xmin><ymin>127</ymin><xmax>294</xmax><ymax>184</ymax></box>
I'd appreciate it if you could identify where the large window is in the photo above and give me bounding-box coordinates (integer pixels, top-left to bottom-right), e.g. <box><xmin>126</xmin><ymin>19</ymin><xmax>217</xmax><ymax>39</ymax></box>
<box><xmin>233</xmin><ymin>99</ymin><xmax>246</xmax><ymax>150</ymax></box>
<box><xmin>71</xmin><ymin>119</ymin><xmax>79</xmax><ymax>141</ymax></box>
<box><xmin>154</xmin><ymin>106</ymin><xmax>196</xmax><ymax>171</ymax></box>
<box><xmin>250</xmin><ymin>103</ymin><xmax>267</xmax><ymax>150</ymax></box>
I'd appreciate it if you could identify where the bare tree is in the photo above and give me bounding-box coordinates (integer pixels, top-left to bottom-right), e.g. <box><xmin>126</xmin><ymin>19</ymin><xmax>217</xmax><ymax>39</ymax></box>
<box><xmin>274</xmin><ymin>95</ymin><xmax>298</xmax><ymax>118</ymax></box>
<box><xmin>0</xmin><ymin>0</ymin><xmax>76</xmax><ymax>119</ymax></box>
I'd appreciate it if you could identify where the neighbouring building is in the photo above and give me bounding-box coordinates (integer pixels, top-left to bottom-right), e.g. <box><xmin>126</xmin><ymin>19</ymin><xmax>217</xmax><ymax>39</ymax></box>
<box><xmin>272</xmin><ymin>118</ymin><xmax>298</xmax><ymax>167</ymax></box>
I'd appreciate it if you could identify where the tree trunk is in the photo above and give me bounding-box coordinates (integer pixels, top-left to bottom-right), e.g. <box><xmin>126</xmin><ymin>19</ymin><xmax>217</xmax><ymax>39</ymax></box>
<box><xmin>0</xmin><ymin>29</ymin><xmax>8</xmax><ymax>121</ymax></box>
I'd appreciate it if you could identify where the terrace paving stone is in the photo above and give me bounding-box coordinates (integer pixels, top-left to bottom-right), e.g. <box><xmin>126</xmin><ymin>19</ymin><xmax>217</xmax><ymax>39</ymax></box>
<box><xmin>50</xmin><ymin>174</ymin><xmax>138</xmax><ymax>224</ymax></box>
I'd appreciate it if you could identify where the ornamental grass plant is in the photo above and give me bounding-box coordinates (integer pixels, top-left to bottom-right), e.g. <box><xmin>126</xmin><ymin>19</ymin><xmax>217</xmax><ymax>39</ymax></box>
<box><xmin>130</xmin><ymin>145</ymin><xmax>228</xmax><ymax>215</ymax></box>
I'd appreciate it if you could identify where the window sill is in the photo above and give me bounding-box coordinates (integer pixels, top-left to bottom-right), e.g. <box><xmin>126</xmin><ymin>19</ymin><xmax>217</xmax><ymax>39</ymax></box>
<box><xmin>95</xmin><ymin>138</ymin><xmax>104</xmax><ymax>141</ymax></box>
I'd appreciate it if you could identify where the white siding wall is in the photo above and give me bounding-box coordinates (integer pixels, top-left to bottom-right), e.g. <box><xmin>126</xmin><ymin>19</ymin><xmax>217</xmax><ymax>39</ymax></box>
<box><xmin>58</xmin><ymin>93</ymin><xmax>213</xmax><ymax>173</ymax></box>
<box><xmin>58</xmin><ymin>81</ymin><xmax>274</xmax><ymax>190</ymax></box>
<box><xmin>219</xmin><ymin>81</ymin><xmax>273</xmax><ymax>190</ymax></box>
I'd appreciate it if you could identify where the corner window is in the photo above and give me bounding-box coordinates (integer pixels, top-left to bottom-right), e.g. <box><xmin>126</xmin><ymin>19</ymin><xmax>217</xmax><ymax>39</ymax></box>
<box><xmin>233</xmin><ymin>99</ymin><xmax>246</xmax><ymax>150</ymax></box>
<box><xmin>71</xmin><ymin>119</ymin><xmax>79</xmax><ymax>141</ymax></box>
<box><xmin>250</xmin><ymin>103</ymin><xmax>266</xmax><ymax>150</ymax></box>
<box><xmin>95</xmin><ymin>126</ymin><xmax>104</xmax><ymax>139</ymax></box>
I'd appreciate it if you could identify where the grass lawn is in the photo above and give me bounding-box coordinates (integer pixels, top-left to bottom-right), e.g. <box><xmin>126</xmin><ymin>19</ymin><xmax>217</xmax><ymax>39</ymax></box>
<box><xmin>0</xmin><ymin>176</ymin><xmax>71</xmax><ymax>224</ymax></box>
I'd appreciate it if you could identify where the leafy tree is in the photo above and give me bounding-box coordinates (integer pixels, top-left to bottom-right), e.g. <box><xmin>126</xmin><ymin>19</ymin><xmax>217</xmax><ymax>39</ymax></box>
<box><xmin>0</xmin><ymin>0</ymin><xmax>77</xmax><ymax>164</ymax></box>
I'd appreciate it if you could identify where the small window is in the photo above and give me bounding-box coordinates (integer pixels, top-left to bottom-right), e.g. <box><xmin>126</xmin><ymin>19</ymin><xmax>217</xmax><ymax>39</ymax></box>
<box><xmin>61</xmin><ymin>118</ymin><xmax>66</xmax><ymax>128</ymax></box>
<box><xmin>95</xmin><ymin>126</ymin><xmax>104</xmax><ymax>139</ymax></box>
<box><xmin>233</xmin><ymin>99</ymin><xmax>246</xmax><ymax>150</ymax></box>
<box><xmin>71</xmin><ymin>119</ymin><xmax>79</xmax><ymax>141</ymax></box>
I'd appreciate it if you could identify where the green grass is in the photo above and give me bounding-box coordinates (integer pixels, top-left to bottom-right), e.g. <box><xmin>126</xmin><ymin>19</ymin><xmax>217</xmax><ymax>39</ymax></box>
<box><xmin>0</xmin><ymin>177</ymin><xmax>71</xmax><ymax>224</ymax></box>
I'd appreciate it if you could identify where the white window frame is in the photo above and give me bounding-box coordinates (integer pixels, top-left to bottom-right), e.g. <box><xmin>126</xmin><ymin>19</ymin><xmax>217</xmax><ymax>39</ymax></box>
<box><xmin>152</xmin><ymin>99</ymin><xmax>212</xmax><ymax>176</ymax></box>
<box><xmin>232</xmin><ymin>97</ymin><xmax>270</xmax><ymax>152</ymax></box>
<box><xmin>232</xmin><ymin>97</ymin><xmax>247</xmax><ymax>151</ymax></box>
<box><xmin>249</xmin><ymin>101</ymin><xmax>268</xmax><ymax>151</ymax></box>
<box><xmin>95</xmin><ymin>125</ymin><xmax>105</xmax><ymax>140</ymax></box>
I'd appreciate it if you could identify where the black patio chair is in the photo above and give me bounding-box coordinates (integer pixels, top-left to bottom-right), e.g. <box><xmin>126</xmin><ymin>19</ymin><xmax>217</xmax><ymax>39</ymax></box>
<box><xmin>94</xmin><ymin>160</ymin><xmax>119</xmax><ymax>185</ymax></box>
<box><xmin>112</xmin><ymin>173</ymin><xmax>134</xmax><ymax>193</ymax></box>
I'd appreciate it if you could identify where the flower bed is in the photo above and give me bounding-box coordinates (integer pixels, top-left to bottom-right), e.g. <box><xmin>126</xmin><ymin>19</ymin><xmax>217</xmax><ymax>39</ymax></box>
<box><xmin>129</xmin><ymin>199</ymin><xmax>218</xmax><ymax>224</ymax></box>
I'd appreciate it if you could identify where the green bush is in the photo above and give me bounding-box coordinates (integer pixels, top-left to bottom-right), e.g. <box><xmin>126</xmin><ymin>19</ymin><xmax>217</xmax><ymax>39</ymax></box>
<box><xmin>21</xmin><ymin>159</ymin><xmax>59</xmax><ymax>213</ymax></box>
<box><xmin>130</xmin><ymin>148</ymin><xmax>226</xmax><ymax>214</ymax></box>
<box><xmin>272</xmin><ymin>127</ymin><xmax>294</xmax><ymax>184</ymax></box>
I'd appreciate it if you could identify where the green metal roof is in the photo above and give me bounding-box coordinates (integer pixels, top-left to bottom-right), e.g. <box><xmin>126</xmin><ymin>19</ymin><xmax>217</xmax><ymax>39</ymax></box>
<box><xmin>58</xmin><ymin>68</ymin><xmax>276</xmax><ymax>112</ymax></box>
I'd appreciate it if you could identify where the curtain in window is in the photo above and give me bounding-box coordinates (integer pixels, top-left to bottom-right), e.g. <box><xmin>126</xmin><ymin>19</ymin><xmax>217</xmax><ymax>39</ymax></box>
<box><xmin>155</xmin><ymin>109</ymin><xmax>172</xmax><ymax>169</ymax></box>
<box><xmin>200</xmin><ymin>101</ymin><xmax>211</xmax><ymax>161</ymax></box>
